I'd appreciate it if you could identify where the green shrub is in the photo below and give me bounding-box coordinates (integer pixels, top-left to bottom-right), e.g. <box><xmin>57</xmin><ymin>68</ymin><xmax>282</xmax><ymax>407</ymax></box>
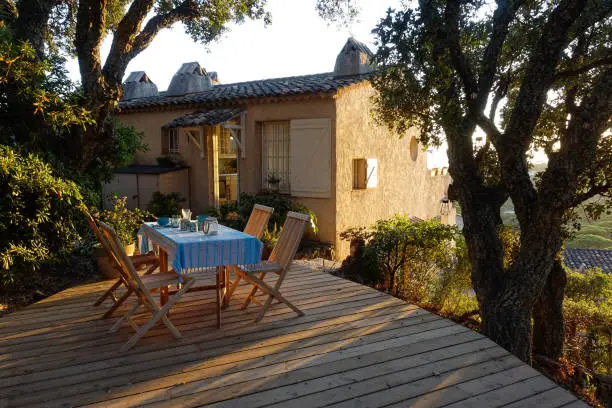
<box><xmin>147</xmin><ymin>192</ymin><xmax>185</xmax><ymax>217</ymax></box>
<box><xmin>99</xmin><ymin>195</ymin><xmax>151</xmax><ymax>246</ymax></box>
<box><xmin>431</xmin><ymin>236</ymin><xmax>478</xmax><ymax>316</ymax></box>
<box><xmin>236</xmin><ymin>192</ymin><xmax>318</xmax><ymax>233</ymax></box>
<box><xmin>564</xmin><ymin>268</ymin><xmax>612</xmax><ymax>373</ymax></box>
<box><xmin>0</xmin><ymin>146</ymin><xmax>87</xmax><ymax>288</ymax></box>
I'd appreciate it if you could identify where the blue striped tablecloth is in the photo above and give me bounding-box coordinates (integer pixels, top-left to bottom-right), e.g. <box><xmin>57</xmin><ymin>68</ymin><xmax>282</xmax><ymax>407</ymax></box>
<box><xmin>138</xmin><ymin>223</ymin><xmax>263</xmax><ymax>275</ymax></box>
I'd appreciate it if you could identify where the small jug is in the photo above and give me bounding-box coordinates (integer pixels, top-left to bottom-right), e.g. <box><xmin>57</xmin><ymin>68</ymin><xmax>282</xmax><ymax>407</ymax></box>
<box><xmin>203</xmin><ymin>218</ymin><xmax>219</xmax><ymax>235</ymax></box>
<box><xmin>181</xmin><ymin>209</ymin><xmax>192</xmax><ymax>220</ymax></box>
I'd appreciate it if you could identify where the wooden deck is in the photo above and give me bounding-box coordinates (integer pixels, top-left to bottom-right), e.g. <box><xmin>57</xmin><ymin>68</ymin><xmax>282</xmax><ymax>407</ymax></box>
<box><xmin>0</xmin><ymin>262</ymin><xmax>585</xmax><ymax>408</ymax></box>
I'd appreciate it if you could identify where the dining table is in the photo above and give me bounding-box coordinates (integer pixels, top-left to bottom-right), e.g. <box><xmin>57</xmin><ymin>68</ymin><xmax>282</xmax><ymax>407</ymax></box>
<box><xmin>138</xmin><ymin>222</ymin><xmax>263</xmax><ymax>328</ymax></box>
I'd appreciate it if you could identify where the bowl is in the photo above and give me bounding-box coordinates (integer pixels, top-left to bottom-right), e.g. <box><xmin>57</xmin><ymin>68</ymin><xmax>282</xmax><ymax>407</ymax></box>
<box><xmin>157</xmin><ymin>217</ymin><xmax>170</xmax><ymax>226</ymax></box>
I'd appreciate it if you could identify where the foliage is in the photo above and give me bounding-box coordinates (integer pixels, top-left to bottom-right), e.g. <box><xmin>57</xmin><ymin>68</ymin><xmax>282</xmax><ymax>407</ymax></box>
<box><xmin>147</xmin><ymin>192</ymin><xmax>185</xmax><ymax>218</ymax></box>
<box><xmin>98</xmin><ymin>195</ymin><xmax>151</xmax><ymax>245</ymax></box>
<box><xmin>339</xmin><ymin>216</ymin><xmax>457</xmax><ymax>300</ymax></box>
<box><xmin>235</xmin><ymin>192</ymin><xmax>318</xmax><ymax>233</ymax></box>
<box><xmin>431</xmin><ymin>236</ymin><xmax>477</xmax><ymax>316</ymax></box>
<box><xmin>105</xmin><ymin>119</ymin><xmax>148</xmax><ymax>176</ymax></box>
<box><xmin>564</xmin><ymin>268</ymin><xmax>612</xmax><ymax>374</ymax></box>
<box><xmin>0</xmin><ymin>25</ymin><xmax>93</xmax><ymax>151</ymax></box>
<box><xmin>0</xmin><ymin>145</ymin><xmax>87</xmax><ymax>288</ymax></box>
<box><xmin>261</xmin><ymin>224</ymin><xmax>281</xmax><ymax>250</ymax></box>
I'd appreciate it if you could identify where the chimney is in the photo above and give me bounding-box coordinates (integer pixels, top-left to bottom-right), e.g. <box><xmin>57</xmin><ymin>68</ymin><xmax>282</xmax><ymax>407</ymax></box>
<box><xmin>333</xmin><ymin>37</ymin><xmax>375</xmax><ymax>77</ymax></box>
<box><xmin>166</xmin><ymin>62</ymin><xmax>212</xmax><ymax>96</ymax></box>
<box><xmin>121</xmin><ymin>71</ymin><xmax>159</xmax><ymax>101</ymax></box>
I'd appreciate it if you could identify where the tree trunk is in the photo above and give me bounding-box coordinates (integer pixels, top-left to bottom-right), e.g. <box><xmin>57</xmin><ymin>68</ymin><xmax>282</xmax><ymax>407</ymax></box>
<box><xmin>480</xmin><ymin>291</ymin><xmax>533</xmax><ymax>362</ymax></box>
<box><xmin>532</xmin><ymin>258</ymin><xmax>566</xmax><ymax>359</ymax></box>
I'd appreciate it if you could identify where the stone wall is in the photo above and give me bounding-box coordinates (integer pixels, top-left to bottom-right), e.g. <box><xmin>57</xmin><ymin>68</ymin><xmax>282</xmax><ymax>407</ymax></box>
<box><xmin>333</xmin><ymin>84</ymin><xmax>453</xmax><ymax>259</ymax></box>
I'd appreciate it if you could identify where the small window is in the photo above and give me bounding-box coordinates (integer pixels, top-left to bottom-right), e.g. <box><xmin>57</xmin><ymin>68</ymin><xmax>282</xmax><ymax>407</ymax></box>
<box><xmin>353</xmin><ymin>158</ymin><xmax>378</xmax><ymax>189</ymax></box>
<box><xmin>410</xmin><ymin>136</ymin><xmax>418</xmax><ymax>161</ymax></box>
<box><xmin>169</xmin><ymin>128</ymin><xmax>180</xmax><ymax>154</ymax></box>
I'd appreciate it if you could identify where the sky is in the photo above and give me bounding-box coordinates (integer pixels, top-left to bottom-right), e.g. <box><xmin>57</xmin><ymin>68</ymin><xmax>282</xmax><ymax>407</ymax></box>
<box><xmin>65</xmin><ymin>0</ymin><xmax>450</xmax><ymax>168</ymax></box>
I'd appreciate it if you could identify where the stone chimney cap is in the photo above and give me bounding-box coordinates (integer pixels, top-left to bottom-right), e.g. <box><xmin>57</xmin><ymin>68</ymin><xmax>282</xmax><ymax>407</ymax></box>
<box><xmin>121</xmin><ymin>71</ymin><xmax>159</xmax><ymax>100</ymax></box>
<box><xmin>166</xmin><ymin>61</ymin><xmax>212</xmax><ymax>97</ymax></box>
<box><xmin>333</xmin><ymin>37</ymin><xmax>375</xmax><ymax>77</ymax></box>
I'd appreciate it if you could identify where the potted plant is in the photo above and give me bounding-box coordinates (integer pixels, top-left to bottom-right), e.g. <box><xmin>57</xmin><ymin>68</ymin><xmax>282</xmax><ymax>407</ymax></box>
<box><xmin>266</xmin><ymin>173</ymin><xmax>281</xmax><ymax>193</ymax></box>
<box><xmin>95</xmin><ymin>196</ymin><xmax>151</xmax><ymax>278</ymax></box>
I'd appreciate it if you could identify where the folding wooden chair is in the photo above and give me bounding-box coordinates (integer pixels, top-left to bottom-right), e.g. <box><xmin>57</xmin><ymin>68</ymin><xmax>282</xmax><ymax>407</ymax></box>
<box><xmin>225</xmin><ymin>204</ymin><xmax>274</xmax><ymax>303</ymax></box>
<box><xmin>98</xmin><ymin>221</ymin><xmax>195</xmax><ymax>352</ymax></box>
<box><xmin>86</xmin><ymin>212</ymin><xmax>160</xmax><ymax>318</ymax></box>
<box><xmin>234</xmin><ymin>211</ymin><xmax>309</xmax><ymax>322</ymax></box>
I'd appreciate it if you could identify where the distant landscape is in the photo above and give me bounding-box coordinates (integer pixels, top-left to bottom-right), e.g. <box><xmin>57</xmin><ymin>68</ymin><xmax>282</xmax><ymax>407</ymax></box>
<box><xmin>500</xmin><ymin>163</ymin><xmax>612</xmax><ymax>250</ymax></box>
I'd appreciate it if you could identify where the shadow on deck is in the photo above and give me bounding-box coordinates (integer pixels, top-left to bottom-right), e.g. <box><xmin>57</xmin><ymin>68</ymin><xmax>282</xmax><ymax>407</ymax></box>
<box><xmin>0</xmin><ymin>262</ymin><xmax>585</xmax><ymax>407</ymax></box>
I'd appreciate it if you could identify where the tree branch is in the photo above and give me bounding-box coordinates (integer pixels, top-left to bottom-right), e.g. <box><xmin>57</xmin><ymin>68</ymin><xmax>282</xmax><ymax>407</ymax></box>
<box><xmin>476</xmin><ymin>0</ymin><xmax>523</xmax><ymax>111</ymax></box>
<box><xmin>443</xmin><ymin>0</ymin><xmax>478</xmax><ymax>105</ymax></box>
<box><xmin>555</xmin><ymin>54</ymin><xmax>612</xmax><ymax>80</ymax></box>
<box><xmin>129</xmin><ymin>0</ymin><xmax>200</xmax><ymax>60</ymax></box>
<box><xmin>103</xmin><ymin>0</ymin><xmax>155</xmax><ymax>86</ymax></box>
<box><xmin>503</xmin><ymin>0</ymin><xmax>587</xmax><ymax>153</ymax></box>
<box><xmin>76</xmin><ymin>0</ymin><xmax>107</xmax><ymax>101</ymax></box>
<box><xmin>541</xmin><ymin>67</ymin><xmax>612</xmax><ymax>210</ymax></box>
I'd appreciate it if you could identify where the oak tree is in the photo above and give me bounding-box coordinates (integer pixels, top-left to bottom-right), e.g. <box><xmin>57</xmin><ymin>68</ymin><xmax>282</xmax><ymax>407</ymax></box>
<box><xmin>372</xmin><ymin>0</ymin><xmax>612</xmax><ymax>362</ymax></box>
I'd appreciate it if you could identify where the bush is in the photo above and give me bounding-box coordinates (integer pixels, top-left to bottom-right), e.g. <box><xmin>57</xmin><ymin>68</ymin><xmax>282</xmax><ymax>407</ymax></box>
<box><xmin>339</xmin><ymin>216</ymin><xmax>457</xmax><ymax>301</ymax></box>
<box><xmin>0</xmin><ymin>146</ymin><xmax>87</xmax><ymax>288</ymax></box>
<box><xmin>147</xmin><ymin>192</ymin><xmax>185</xmax><ymax>218</ymax></box>
<box><xmin>236</xmin><ymin>192</ymin><xmax>318</xmax><ymax>233</ymax></box>
<box><xmin>98</xmin><ymin>195</ymin><xmax>151</xmax><ymax>245</ymax></box>
<box><xmin>431</xmin><ymin>236</ymin><xmax>478</xmax><ymax>316</ymax></box>
<box><xmin>564</xmin><ymin>267</ymin><xmax>612</xmax><ymax>373</ymax></box>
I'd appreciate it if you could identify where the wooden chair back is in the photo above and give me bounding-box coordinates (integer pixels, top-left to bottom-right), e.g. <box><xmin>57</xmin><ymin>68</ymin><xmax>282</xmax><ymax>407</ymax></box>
<box><xmin>269</xmin><ymin>212</ymin><xmax>310</xmax><ymax>270</ymax></box>
<box><xmin>98</xmin><ymin>221</ymin><xmax>155</xmax><ymax>305</ymax></box>
<box><xmin>243</xmin><ymin>204</ymin><xmax>274</xmax><ymax>239</ymax></box>
<box><xmin>86</xmin><ymin>212</ymin><xmax>116</xmax><ymax>260</ymax></box>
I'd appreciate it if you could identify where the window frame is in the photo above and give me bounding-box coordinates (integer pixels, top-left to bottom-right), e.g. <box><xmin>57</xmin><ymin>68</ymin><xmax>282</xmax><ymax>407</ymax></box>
<box><xmin>168</xmin><ymin>128</ymin><xmax>180</xmax><ymax>154</ymax></box>
<box><xmin>260</xmin><ymin>121</ymin><xmax>291</xmax><ymax>194</ymax></box>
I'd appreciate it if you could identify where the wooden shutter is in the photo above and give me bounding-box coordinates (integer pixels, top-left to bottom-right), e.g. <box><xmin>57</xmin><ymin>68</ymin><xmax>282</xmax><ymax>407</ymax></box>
<box><xmin>289</xmin><ymin>118</ymin><xmax>331</xmax><ymax>198</ymax></box>
<box><xmin>161</xmin><ymin>128</ymin><xmax>169</xmax><ymax>155</ymax></box>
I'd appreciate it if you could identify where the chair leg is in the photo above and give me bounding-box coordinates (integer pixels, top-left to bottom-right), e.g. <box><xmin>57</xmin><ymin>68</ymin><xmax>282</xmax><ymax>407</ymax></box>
<box><xmin>226</xmin><ymin>274</ymin><xmax>241</xmax><ymax>303</ymax></box>
<box><xmin>93</xmin><ymin>278</ymin><xmax>123</xmax><ymax>306</ymax></box>
<box><xmin>102</xmin><ymin>288</ymin><xmax>133</xmax><ymax>319</ymax></box>
<box><xmin>110</xmin><ymin>300</ymin><xmax>141</xmax><ymax>333</ymax></box>
<box><xmin>120</xmin><ymin>279</ymin><xmax>194</xmax><ymax>352</ymax></box>
<box><xmin>241</xmin><ymin>272</ymin><xmax>265</xmax><ymax>310</ymax></box>
<box><xmin>216</xmin><ymin>269</ymin><xmax>221</xmax><ymax>329</ymax></box>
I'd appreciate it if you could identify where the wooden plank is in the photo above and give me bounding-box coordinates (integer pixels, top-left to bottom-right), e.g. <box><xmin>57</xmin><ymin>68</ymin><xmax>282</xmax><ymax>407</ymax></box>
<box><xmin>1</xmin><ymin>306</ymin><xmax>436</xmax><ymax>389</ymax></box>
<box><xmin>155</xmin><ymin>335</ymin><xmax>491</xmax><ymax>408</ymax></box>
<box><xmin>265</xmin><ymin>349</ymin><xmax>519</xmax><ymax>408</ymax></box>
<box><xmin>6</xmin><ymin>321</ymin><xmax>464</xmax><ymax>406</ymax></box>
<box><xmin>438</xmin><ymin>376</ymin><xmax>561</xmax><ymax>408</ymax></box>
<box><xmin>0</xmin><ymin>290</ymin><xmax>394</xmax><ymax>368</ymax></box>
<box><xmin>0</xmin><ymin>279</ymin><xmax>377</xmax><ymax>350</ymax></box>
<box><xmin>500</xmin><ymin>387</ymin><xmax>582</xmax><ymax>408</ymax></box>
<box><xmin>79</xmin><ymin>326</ymin><xmax>474</xmax><ymax>408</ymax></box>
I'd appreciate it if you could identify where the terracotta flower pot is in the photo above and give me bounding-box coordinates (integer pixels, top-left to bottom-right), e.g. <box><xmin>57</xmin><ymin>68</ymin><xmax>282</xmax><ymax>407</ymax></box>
<box><xmin>95</xmin><ymin>243</ymin><xmax>135</xmax><ymax>279</ymax></box>
<box><xmin>95</xmin><ymin>247</ymin><xmax>118</xmax><ymax>279</ymax></box>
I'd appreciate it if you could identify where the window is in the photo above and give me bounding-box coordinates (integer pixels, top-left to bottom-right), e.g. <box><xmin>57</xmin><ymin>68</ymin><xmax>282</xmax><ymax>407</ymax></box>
<box><xmin>261</xmin><ymin>121</ymin><xmax>291</xmax><ymax>194</ymax></box>
<box><xmin>219</xmin><ymin>127</ymin><xmax>237</xmax><ymax>155</ymax></box>
<box><xmin>353</xmin><ymin>158</ymin><xmax>378</xmax><ymax>189</ymax></box>
<box><xmin>169</xmin><ymin>128</ymin><xmax>180</xmax><ymax>154</ymax></box>
<box><xmin>410</xmin><ymin>136</ymin><xmax>418</xmax><ymax>161</ymax></box>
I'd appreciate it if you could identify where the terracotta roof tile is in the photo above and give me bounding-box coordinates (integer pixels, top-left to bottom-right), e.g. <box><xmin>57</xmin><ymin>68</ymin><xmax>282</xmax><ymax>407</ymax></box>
<box><xmin>117</xmin><ymin>72</ymin><xmax>372</xmax><ymax>111</ymax></box>
<box><xmin>564</xmin><ymin>248</ymin><xmax>612</xmax><ymax>273</ymax></box>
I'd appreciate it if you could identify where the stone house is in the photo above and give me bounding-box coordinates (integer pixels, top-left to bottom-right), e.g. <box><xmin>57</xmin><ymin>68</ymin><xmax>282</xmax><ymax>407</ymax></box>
<box><xmin>111</xmin><ymin>38</ymin><xmax>455</xmax><ymax>259</ymax></box>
